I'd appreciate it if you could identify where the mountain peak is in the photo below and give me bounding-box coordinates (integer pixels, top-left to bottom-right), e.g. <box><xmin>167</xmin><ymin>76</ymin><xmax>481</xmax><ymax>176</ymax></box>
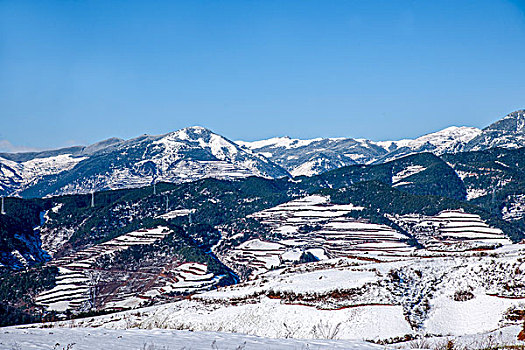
<box><xmin>81</xmin><ymin>137</ymin><xmax>124</xmax><ymax>155</ymax></box>
<box><xmin>503</xmin><ymin>109</ymin><xmax>525</xmax><ymax>120</ymax></box>
<box><xmin>179</xmin><ymin>126</ymin><xmax>212</xmax><ymax>133</ymax></box>
<box><xmin>462</xmin><ymin>109</ymin><xmax>525</xmax><ymax>151</ymax></box>
<box><xmin>484</xmin><ymin>109</ymin><xmax>525</xmax><ymax>134</ymax></box>
<box><xmin>165</xmin><ymin>126</ymin><xmax>217</xmax><ymax>141</ymax></box>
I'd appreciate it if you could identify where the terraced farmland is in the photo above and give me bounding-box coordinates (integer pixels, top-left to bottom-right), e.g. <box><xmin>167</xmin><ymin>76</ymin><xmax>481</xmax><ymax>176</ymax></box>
<box><xmin>220</xmin><ymin>195</ymin><xmax>417</xmax><ymax>277</ymax></box>
<box><xmin>391</xmin><ymin>210</ymin><xmax>512</xmax><ymax>252</ymax></box>
<box><xmin>36</xmin><ymin>227</ymin><xmax>221</xmax><ymax>312</ymax></box>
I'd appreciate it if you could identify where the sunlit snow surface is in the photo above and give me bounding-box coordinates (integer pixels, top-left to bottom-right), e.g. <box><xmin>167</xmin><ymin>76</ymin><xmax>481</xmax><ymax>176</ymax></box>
<box><xmin>0</xmin><ymin>328</ymin><xmax>384</xmax><ymax>350</ymax></box>
<box><xmin>237</xmin><ymin>126</ymin><xmax>482</xmax><ymax>176</ymax></box>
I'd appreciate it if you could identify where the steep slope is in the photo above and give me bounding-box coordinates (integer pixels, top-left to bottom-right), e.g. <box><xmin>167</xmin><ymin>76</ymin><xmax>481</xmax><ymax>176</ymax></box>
<box><xmin>464</xmin><ymin>110</ymin><xmax>525</xmax><ymax>151</ymax></box>
<box><xmin>443</xmin><ymin>147</ymin><xmax>525</xmax><ymax>226</ymax></box>
<box><xmin>0</xmin><ymin>198</ymin><xmax>51</xmax><ymax>270</ymax></box>
<box><xmin>302</xmin><ymin>152</ymin><xmax>467</xmax><ymax>201</ymax></box>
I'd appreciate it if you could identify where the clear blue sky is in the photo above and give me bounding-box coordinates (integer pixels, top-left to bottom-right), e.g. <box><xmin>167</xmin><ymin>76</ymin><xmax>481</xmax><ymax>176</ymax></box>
<box><xmin>1</xmin><ymin>0</ymin><xmax>524</xmax><ymax>151</ymax></box>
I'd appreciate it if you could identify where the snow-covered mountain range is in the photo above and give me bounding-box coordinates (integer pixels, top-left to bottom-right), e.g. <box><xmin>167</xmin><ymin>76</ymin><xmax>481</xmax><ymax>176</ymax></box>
<box><xmin>238</xmin><ymin>110</ymin><xmax>525</xmax><ymax>176</ymax></box>
<box><xmin>1</xmin><ymin>110</ymin><xmax>524</xmax><ymax>197</ymax></box>
<box><xmin>0</xmin><ymin>127</ymin><xmax>289</xmax><ymax>197</ymax></box>
<box><xmin>237</xmin><ymin>126</ymin><xmax>482</xmax><ymax>176</ymax></box>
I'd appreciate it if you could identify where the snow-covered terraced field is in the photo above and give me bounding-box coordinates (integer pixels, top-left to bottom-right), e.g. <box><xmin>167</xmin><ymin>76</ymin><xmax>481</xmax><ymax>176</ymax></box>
<box><xmin>28</xmin><ymin>243</ymin><xmax>525</xmax><ymax>345</ymax></box>
<box><xmin>222</xmin><ymin>195</ymin><xmax>417</xmax><ymax>277</ymax></box>
<box><xmin>37</xmin><ymin>227</ymin><xmax>221</xmax><ymax>312</ymax></box>
<box><xmin>36</xmin><ymin>267</ymin><xmax>90</xmax><ymax>311</ymax></box>
<box><xmin>50</xmin><ymin>227</ymin><xmax>172</xmax><ymax>268</ymax></box>
<box><xmin>391</xmin><ymin>209</ymin><xmax>512</xmax><ymax>251</ymax></box>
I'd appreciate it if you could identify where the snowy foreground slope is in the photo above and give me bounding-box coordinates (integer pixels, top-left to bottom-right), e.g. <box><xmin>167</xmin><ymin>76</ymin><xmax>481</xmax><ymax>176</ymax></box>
<box><xmin>0</xmin><ymin>327</ymin><xmax>383</xmax><ymax>350</ymax></box>
<box><xmin>19</xmin><ymin>243</ymin><xmax>525</xmax><ymax>347</ymax></box>
<box><xmin>2</xmin><ymin>326</ymin><xmax>524</xmax><ymax>350</ymax></box>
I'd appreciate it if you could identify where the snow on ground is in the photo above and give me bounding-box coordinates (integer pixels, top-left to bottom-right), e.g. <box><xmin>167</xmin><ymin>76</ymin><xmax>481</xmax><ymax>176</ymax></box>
<box><xmin>196</xmin><ymin>264</ymin><xmax>379</xmax><ymax>301</ymax></box>
<box><xmin>502</xmin><ymin>194</ymin><xmax>525</xmax><ymax>221</ymax></box>
<box><xmin>392</xmin><ymin>165</ymin><xmax>426</xmax><ymax>183</ymax></box>
<box><xmin>40</xmin><ymin>297</ymin><xmax>411</xmax><ymax>342</ymax></box>
<box><xmin>376</xmin><ymin>126</ymin><xmax>482</xmax><ymax>154</ymax></box>
<box><xmin>236</xmin><ymin>136</ymin><xmax>327</xmax><ymax>151</ymax></box>
<box><xmin>424</xmin><ymin>293</ymin><xmax>524</xmax><ymax>336</ymax></box>
<box><xmin>466</xmin><ymin>188</ymin><xmax>488</xmax><ymax>200</ymax></box>
<box><xmin>223</xmin><ymin>196</ymin><xmax>514</xmax><ymax>281</ymax></box>
<box><xmin>0</xmin><ymin>154</ymin><xmax>87</xmax><ymax>196</ymax></box>
<box><xmin>223</xmin><ymin>195</ymin><xmax>413</xmax><ymax>275</ymax></box>
<box><xmin>397</xmin><ymin>325</ymin><xmax>524</xmax><ymax>349</ymax></box>
<box><xmin>12</xmin><ymin>243</ymin><xmax>525</xmax><ymax>347</ymax></box>
<box><xmin>0</xmin><ymin>327</ymin><xmax>385</xmax><ymax>350</ymax></box>
<box><xmin>391</xmin><ymin>209</ymin><xmax>511</xmax><ymax>252</ymax></box>
<box><xmin>156</xmin><ymin>209</ymin><xmax>192</xmax><ymax>220</ymax></box>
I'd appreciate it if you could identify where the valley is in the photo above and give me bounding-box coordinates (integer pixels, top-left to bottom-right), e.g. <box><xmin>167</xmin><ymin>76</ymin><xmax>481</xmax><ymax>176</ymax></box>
<box><xmin>1</xmin><ymin>109</ymin><xmax>525</xmax><ymax>348</ymax></box>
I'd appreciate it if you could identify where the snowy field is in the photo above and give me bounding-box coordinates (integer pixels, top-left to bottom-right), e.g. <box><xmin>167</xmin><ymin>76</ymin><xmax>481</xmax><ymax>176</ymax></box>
<box><xmin>0</xmin><ymin>327</ymin><xmax>384</xmax><ymax>350</ymax></box>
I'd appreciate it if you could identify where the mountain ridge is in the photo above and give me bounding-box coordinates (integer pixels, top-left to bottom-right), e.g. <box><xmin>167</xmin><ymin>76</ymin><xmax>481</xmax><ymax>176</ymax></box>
<box><xmin>1</xmin><ymin>110</ymin><xmax>524</xmax><ymax>197</ymax></box>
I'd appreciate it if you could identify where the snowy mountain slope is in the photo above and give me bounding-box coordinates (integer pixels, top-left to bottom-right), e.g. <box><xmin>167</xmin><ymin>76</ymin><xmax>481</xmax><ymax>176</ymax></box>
<box><xmin>374</xmin><ymin>126</ymin><xmax>482</xmax><ymax>163</ymax></box>
<box><xmin>237</xmin><ymin>126</ymin><xmax>482</xmax><ymax>176</ymax></box>
<box><xmin>0</xmin><ymin>139</ymin><xmax>124</xmax><ymax>196</ymax></box>
<box><xmin>0</xmin><ymin>154</ymin><xmax>87</xmax><ymax>196</ymax></box>
<box><xmin>1</xmin><ymin>110</ymin><xmax>522</xmax><ymax>194</ymax></box>
<box><xmin>442</xmin><ymin>147</ymin><xmax>525</xmax><ymax>222</ymax></box>
<box><xmin>237</xmin><ymin>137</ymin><xmax>388</xmax><ymax>176</ymax></box>
<box><xmin>2</xmin><ymin>127</ymin><xmax>290</xmax><ymax>197</ymax></box>
<box><xmin>465</xmin><ymin>109</ymin><xmax>525</xmax><ymax>151</ymax></box>
<box><xmin>237</xmin><ymin>111</ymin><xmax>525</xmax><ymax>176</ymax></box>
